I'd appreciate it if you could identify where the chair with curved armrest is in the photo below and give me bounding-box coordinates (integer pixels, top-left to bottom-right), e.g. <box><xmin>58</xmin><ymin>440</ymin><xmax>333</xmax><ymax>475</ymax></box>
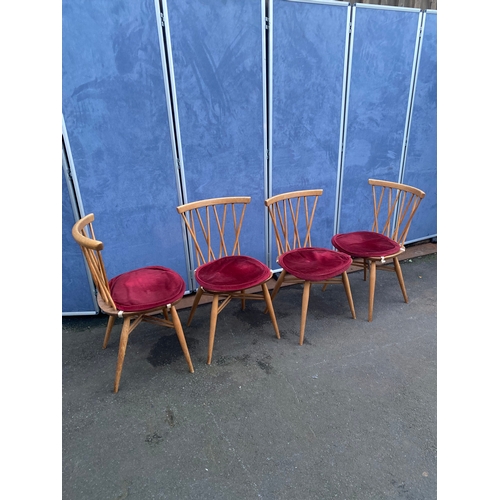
<box><xmin>72</xmin><ymin>213</ymin><xmax>194</xmax><ymax>392</ymax></box>
<box><xmin>176</xmin><ymin>197</ymin><xmax>280</xmax><ymax>364</ymax></box>
<box><xmin>331</xmin><ymin>179</ymin><xmax>425</xmax><ymax>321</ymax></box>
<box><xmin>264</xmin><ymin>189</ymin><xmax>356</xmax><ymax>345</ymax></box>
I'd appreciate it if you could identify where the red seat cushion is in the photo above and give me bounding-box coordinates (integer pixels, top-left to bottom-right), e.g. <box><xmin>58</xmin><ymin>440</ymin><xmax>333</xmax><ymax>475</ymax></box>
<box><xmin>278</xmin><ymin>247</ymin><xmax>352</xmax><ymax>281</ymax></box>
<box><xmin>332</xmin><ymin>231</ymin><xmax>402</xmax><ymax>258</ymax></box>
<box><xmin>195</xmin><ymin>255</ymin><xmax>271</xmax><ymax>292</ymax></box>
<box><xmin>109</xmin><ymin>266</ymin><xmax>185</xmax><ymax>312</ymax></box>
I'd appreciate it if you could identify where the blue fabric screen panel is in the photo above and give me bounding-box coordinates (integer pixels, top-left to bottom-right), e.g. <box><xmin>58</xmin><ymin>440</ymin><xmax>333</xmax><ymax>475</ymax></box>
<box><xmin>166</xmin><ymin>0</ymin><xmax>267</xmax><ymax>263</ymax></box>
<box><xmin>62</xmin><ymin>0</ymin><xmax>189</xmax><ymax>283</ymax></box>
<box><xmin>271</xmin><ymin>0</ymin><xmax>349</xmax><ymax>259</ymax></box>
<box><xmin>402</xmin><ymin>11</ymin><xmax>437</xmax><ymax>242</ymax></box>
<box><xmin>338</xmin><ymin>6</ymin><xmax>420</xmax><ymax>234</ymax></box>
<box><xmin>62</xmin><ymin>166</ymin><xmax>98</xmax><ymax>314</ymax></box>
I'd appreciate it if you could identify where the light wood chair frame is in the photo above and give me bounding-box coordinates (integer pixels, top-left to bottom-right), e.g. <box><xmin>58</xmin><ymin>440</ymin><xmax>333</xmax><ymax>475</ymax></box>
<box><xmin>342</xmin><ymin>178</ymin><xmax>425</xmax><ymax>322</ymax></box>
<box><xmin>72</xmin><ymin>213</ymin><xmax>194</xmax><ymax>393</ymax></box>
<box><xmin>177</xmin><ymin>197</ymin><xmax>280</xmax><ymax>364</ymax></box>
<box><xmin>265</xmin><ymin>189</ymin><xmax>356</xmax><ymax>345</ymax></box>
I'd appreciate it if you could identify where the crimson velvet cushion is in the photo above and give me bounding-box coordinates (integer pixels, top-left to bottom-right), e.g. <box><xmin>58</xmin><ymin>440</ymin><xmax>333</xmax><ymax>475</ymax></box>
<box><xmin>278</xmin><ymin>247</ymin><xmax>352</xmax><ymax>281</ymax></box>
<box><xmin>109</xmin><ymin>266</ymin><xmax>185</xmax><ymax>312</ymax></box>
<box><xmin>195</xmin><ymin>255</ymin><xmax>271</xmax><ymax>292</ymax></box>
<box><xmin>332</xmin><ymin>231</ymin><xmax>402</xmax><ymax>258</ymax></box>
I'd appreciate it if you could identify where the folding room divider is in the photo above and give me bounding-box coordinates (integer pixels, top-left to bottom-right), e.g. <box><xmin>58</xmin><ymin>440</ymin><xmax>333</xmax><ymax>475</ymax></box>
<box><xmin>62</xmin><ymin>0</ymin><xmax>436</xmax><ymax>315</ymax></box>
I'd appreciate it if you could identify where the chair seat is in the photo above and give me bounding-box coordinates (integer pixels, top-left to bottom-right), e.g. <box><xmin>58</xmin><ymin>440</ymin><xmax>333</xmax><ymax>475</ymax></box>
<box><xmin>278</xmin><ymin>247</ymin><xmax>352</xmax><ymax>281</ymax></box>
<box><xmin>109</xmin><ymin>266</ymin><xmax>185</xmax><ymax>312</ymax></box>
<box><xmin>195</xmin><ymin>255</ymin><xmax>271</xmax><ymax>292</ymax></box>
<box><xmin>332</xmin><ymin>231</ymin><xmax>402</xmax><ymax>258</ymax></box>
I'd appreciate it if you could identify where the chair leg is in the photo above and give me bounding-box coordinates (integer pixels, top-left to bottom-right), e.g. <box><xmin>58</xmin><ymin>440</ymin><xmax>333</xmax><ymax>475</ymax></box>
<box><xmin>368</xmin><ymin>260</ymin><xmax>377</xmax><ymax>322</ymax></box>
<box><xmin>113</xmin><ymin>317</ymin><xmax>131</xmax><ymax>393</ymax></box>
<box><xmin>270</xmin><ymin>270</ymin><xmax>287</xmax><ymax>301</ymax></box>
<box><xmin>241</xmin><ymin>289</ymin><xmax>246</xmax><ymax>311</ymax></box>
<box><xmin>102</xmin><ymin>315</ymin><xmax>115</xmax><ymax>349</ymax></box>
<box><xmin>261</xmin><ymin>284</ymin><xmax>280</xmax><ymax>339</ymax></box>
<box><xmin>299</xmin><ymin>281</ymin><xmax>311</xmax><ymax>346</ymax></box>
<box><xmin>207</xmin><ymin>294</ymin><xmax>219</xmax><ymax>365</ymax></box>
<box><xmin>264</xmin><ymin>269</ymin><xmax>287</xmax><ymax>314</ymax></box>
<box><xmin>393</xmin><ymin>257</ymin><xmax>409</xmax><ymax>303</ymax></box>
<box><xmin>363</xmin><ymin>259</ymin><xmax>368</xmax><ymax>281</ymax></box>
<box><xmin>187</xmin><ymin>287</ymin><xmax>204</xmax><ymax>326</ymax></box>
<box><xmin>169</xmin><ymin>305</ymin><xmax>195</xmax><ymax>373</ymax></box>
<box><xmin>341</xmin><ymin>271</ymin><xmax>356</xmax><ymax>319</ymax></box>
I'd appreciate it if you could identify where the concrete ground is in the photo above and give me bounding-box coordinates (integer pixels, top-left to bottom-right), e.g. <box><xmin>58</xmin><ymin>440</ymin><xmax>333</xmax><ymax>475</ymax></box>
<box><xmin>62</xmin><ymin>244</ymin><xmax>437</xmax><ymax>500</ymax></box>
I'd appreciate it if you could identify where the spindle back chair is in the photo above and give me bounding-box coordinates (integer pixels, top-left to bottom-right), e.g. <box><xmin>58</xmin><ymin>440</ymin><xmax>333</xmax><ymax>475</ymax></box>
<box><xmin>177</xmin><ymin>197</ymin><xmax>280</xmax><ymax>364</ymax></box>
<box><xmin>332</xmin><ymin>179</ymin><xmax>425</xmax><ymax>321</ymax></box>
<box><xmin>72</xmin><ymin>213</ymin><xmax>194</xmax><ymax>392</ymax></box>
<box><xmin>265</xmin><ymin>190</ymin><xmax>356</xmax><ymax>345</ymax></box>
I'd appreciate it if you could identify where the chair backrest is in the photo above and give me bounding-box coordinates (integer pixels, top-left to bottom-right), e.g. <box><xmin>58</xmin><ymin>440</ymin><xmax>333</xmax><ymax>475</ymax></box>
<box><xmin>265</xmin><ymin>189</ymin><xmax>323</xmax><ymax>257</ymax></box>
<box><xmin>368</xmin><ymin>179</ymin><xmax>425</xmax><ymax>245</ymax></box>
<box><xmin>177</xmin><ymin>197</ymin><xmax>251</xmax><ymax>267</ymax></box>
<box><xmin>71</xmin><ymin>213</ymin><xmax>116</xmax><ymax>310</ymax></box>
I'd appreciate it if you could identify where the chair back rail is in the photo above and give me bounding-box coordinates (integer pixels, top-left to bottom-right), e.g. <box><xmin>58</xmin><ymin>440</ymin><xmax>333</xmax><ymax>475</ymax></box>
<box><xmin>177</xmin><ymin>197</ymin><xmax>251</xmax><ymax>267</ymax></box>
<box><xmin>265</xmin><ymin>189</ymin><xmax>323</xmax><ymax>256</ymax></box>
<box><xmin>369</xmin><ymin>179</ymin><xmax>425</xmax><ymax>245</ymax></box>
<box><xmin>72</xmin><ymin>213</ymin><xmax>116</xmax><ymax>310</ymax></box>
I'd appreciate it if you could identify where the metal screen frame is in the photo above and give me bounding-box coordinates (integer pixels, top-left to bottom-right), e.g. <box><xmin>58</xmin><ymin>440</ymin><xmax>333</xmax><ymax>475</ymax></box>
<box><xmin>164</xmin><ymin>0</ymin><xmax>268</xmax><ymax>271</ymax></box>
<box><xmin>62</xmin><ymin>117</ymin><xmax>99</xmax><ymax>316</ymax></box>
<box><xmin>268</xmin><ymin>0</ymin><xmax>351</xmax><ymax>270</ymax></box>
<box><xmin>157</xmin><ymin>0</ymin><xmax>196</xmax><ymax>291</ymax></box>
<box><xmin>400</xmin><ymin>9</ymin><xmax>437</xmax><ymax>243</ymax></box>
<box><xmin>336</xmin><ymin>3</ymin><xmax>423</xmax><ymax>236</ymax></box>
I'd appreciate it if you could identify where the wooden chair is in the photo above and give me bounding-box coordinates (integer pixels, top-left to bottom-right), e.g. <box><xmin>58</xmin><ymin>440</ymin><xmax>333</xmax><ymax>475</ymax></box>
<box><xmin>331</xmin><ymin>179</ymin><xmax>425</xmax><ymax>322</ymax></box>
<box><xmin>264</xmin><ymin>190</ymin><xmax>356</xmax><ymax>345</ymax></box>
<box><xmin>71</xmin><ymin>213</ymin><xmax>194</xmax><ymax>393</ymax></box>
<box><xmin>176</xmin><ymin>196</ymin><xmax>280</xmax><ymax>364</ymax></box>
